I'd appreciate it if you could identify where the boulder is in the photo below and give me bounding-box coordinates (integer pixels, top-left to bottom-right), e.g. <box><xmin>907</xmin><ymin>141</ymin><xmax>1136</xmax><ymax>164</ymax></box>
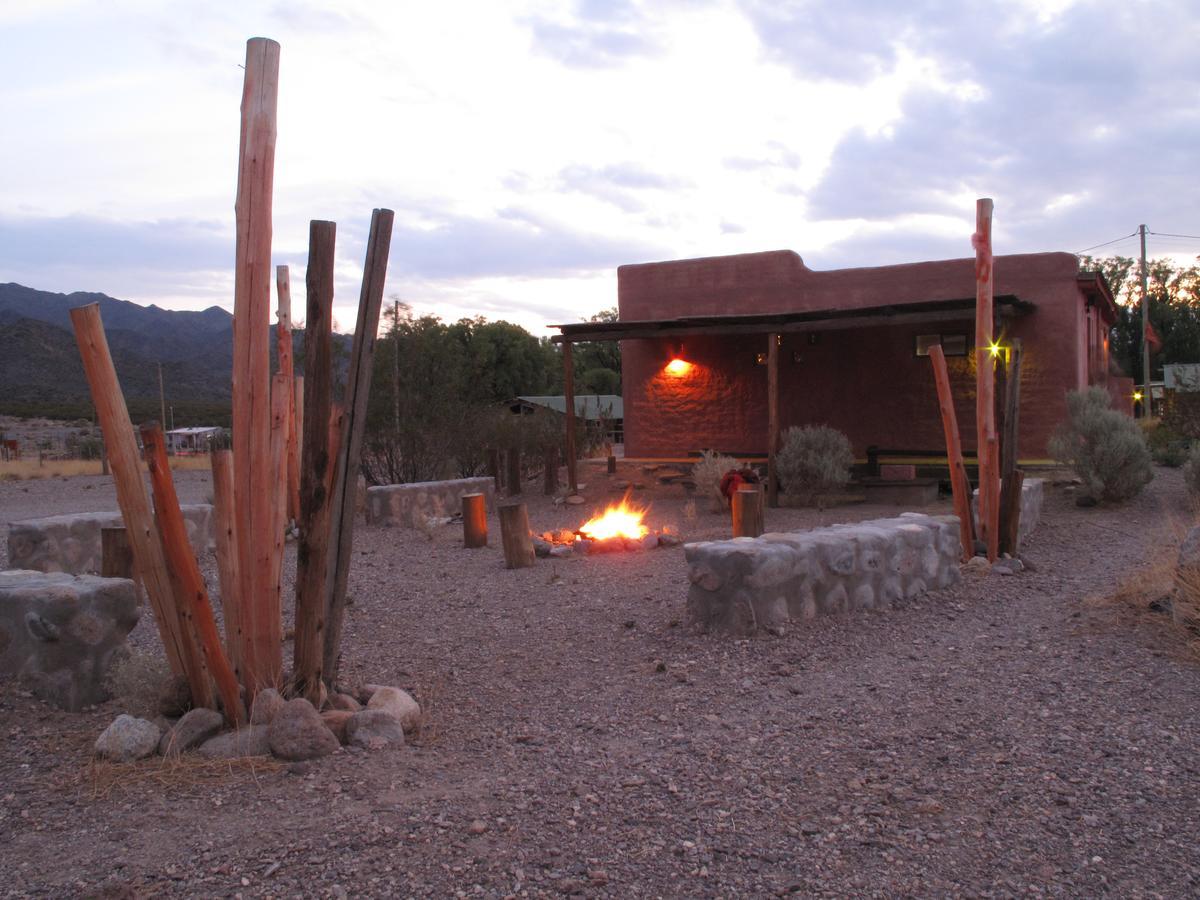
<box><xmin>327</xmin><ymin>692</ymin><xmax>361</xmax><ymax>712</ymax></box>
<box><xmin>95</xmin><ymin>715</ymin><xmax>161</xmax><ymax>762</ymax></box>
<box><xmin>366</xmin><ymin>686</ymin><xmax>421</xmax><ymax>732</ymax></box>
<box><xmin>345</xmin><ymin>710</ymin><xmax>406</xmax><ymax>750</ymax></box>
<box><xmin>159</xmin><ymin>707</ymin><xmax>224</xmax><ymax>756</ymax></box>
<box><xmin>320</xmin><ymin>710</ymin><xmax>354</xmax><ymax>744</ymax></box>
<box><xmin>268</xmin><ymin>698</ymin><xmax>339</xmax><ymax>761</ymax></box>
<box><xmin>157</xmin><ymin>674</ymin><xmax>193</xmax><ymax>717</ymax></box>
<box><xmin>198</xmin><ymin>725</ymin><xmax>271</xmax><ymax>759</ymax></box>
<box><xmin>249</xmin><ymin>687</ymin><xmax>286</xmax><ymax>725</ymax></box>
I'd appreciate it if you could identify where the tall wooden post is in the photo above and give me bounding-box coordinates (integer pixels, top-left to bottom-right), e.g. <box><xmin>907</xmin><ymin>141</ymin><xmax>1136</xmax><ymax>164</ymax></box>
<box><xmin>498</xmin><ymin>503</ymin><xmax>535</xmax><ymax>568</ymax></box>
<box><xmin>973</xmin><ymin>198</ymin><xmax>999</xmax><ymax>562</ymax></box>
<box><xmin>323</xmin><ymin>209</ymin><xmax>395</xmax><ymax>684</ymax></box>
<box><xmin>998</xmin><ymin>339</ymin><xmax>1024</xmax><ymax>555</ymax></box>
<box><xmin>232</xmin><ymin>37</ymin><xmax>280</xmax><ymax>695</ymax></box>
<box><xmin>210</xmin><ymin>448</ymin><xmax>242</xmax><ymax>676</ymax></box>
<box><xmin>276</xmin><ymin>264</ymin><xmax>300</xmax><ymax>523</ymax></box>
<box><xmin>142</xmin><ymin>424</ymin><xmax>244</xmax><ymax>724</ymax></box>
<box><xmin>928</xmin><ymin>344</ymin><xmax>976</xmax><ymax>561</ymax></box>
<box><xmin>506</xmin><ymin>448</ymin><xmax>522</xmax><ymax>497</ymax></box>
<box><xmin>69</xmin><ymin>303</ymin><xmax>194</xmax><ymax>678</ymax></box>
<box><xmin>543</xmin><ymin>447</ymin><xmax>559</xmax><ymax>494</ymax></box>
<box><xmin>293</xmin><ymin>220</ymin><xmax>337</xmax><ymax>702</ymax></box>
<box><xmin>766</xmin><ymin>332</ymin><xmax>780</xmax><ymax>508</ymax></box>
<box><xmin>563</xmin><ymin>341</ymin><xmax>578</xmax><ymax>495</ymax></box>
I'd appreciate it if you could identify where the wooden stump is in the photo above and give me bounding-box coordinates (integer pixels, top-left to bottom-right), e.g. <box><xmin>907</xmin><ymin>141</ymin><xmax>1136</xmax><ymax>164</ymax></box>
<box><xmin>498</xmin><ymin>503</ymin><xmax>535</xmax><ymax>569</ymax></box>
<box><xmin>462</xmin><ymin>493</ymin><xmax>488</xmax><ymax>548</ymax></box>
<box><xmin>732</xmin><ymin>487</ymin><xmax>764</xmax><ymax>538</ymax></box>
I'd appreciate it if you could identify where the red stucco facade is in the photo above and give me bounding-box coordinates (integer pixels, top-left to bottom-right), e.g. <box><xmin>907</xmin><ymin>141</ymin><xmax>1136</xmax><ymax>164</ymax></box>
<box><xmin>618</xmin><ymin>250</ymin><xmax>1131</xmax><ymax>461</ymax></box>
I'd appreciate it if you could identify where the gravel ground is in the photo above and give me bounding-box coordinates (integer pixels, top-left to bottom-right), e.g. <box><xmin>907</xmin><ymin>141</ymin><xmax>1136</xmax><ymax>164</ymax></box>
<box><xmin>1</xmin><ymin>465</ymin><xmax>1197</xmax><ymax>898</ymax></box>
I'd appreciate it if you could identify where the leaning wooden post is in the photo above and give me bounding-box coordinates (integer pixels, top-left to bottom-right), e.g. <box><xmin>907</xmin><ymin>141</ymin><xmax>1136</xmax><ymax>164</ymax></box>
<box><xmin>276</xmin><ymin>264</ymin><xmax>301</xmax><ymax>524</ymax></box>
<box><xmin>928</xmin><ymin>344</ymin><xmax>976</xmax><ymax>561</ymax></box>
<box><xmin>232</xmin><ymin>37</ymin><xmax>280</xmax><ymax>695</ymax></box>
<box><xmin>732</xmin><ymin>487</ymin><xmax>764</xmax><ymax>538</ymax></box>
<box><xmin>293</xmin><ymin>220</ymin><xmax>337</xmax><ymax>702</ymax></box>
<box><xmin>322</xmin><ymin>208</ymin><xmax>395</xmax><ymax>684</ymax></box>
<box><xmin>766</xmin><ymin>332</ymin><xmax>781</xmax><ymax>508</ymax></box>
<box><xmin>563</xmin><ymin>341</ymin><xmax>578</xmax><ymax>495</ymax></box>
<box><xmin>998</xmin><ymin>339</ymin><xmax>1024</xmax><ymax>555</ymax></box>
<box><xmin>142</xmin><ymin>424</ymin><xmax>244</xmax><ymax>724</ymax></box>
<box><xmin>973</xmin><ymin>198</ymin><xmax>999</xmax><ymax>562</ymax></box>
<box><xmin>69</xmin><ymin>303</ymin><xmax>193</xmax><ymax>678</ymax></box>
<box><xmin>210</xmin><ymin>448</ymin><xmax>243</xmax><ymax>674</ymax></box>
<box><xmin>498</xmin><ymin>503</ymin><xmax>535</xmax><ymax>568</ymax></box>
<box><xmin>462</xmin><ymin>493</ymin><xmax>488</xmax><ymax>548</ymax></box>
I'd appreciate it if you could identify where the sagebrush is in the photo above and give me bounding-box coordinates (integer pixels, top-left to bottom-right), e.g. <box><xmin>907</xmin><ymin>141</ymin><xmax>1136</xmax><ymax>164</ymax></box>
<box><xmin>692</xmin><ymin>449</ymin><xmax>737</xmax><ymax>512</ymax></box>
<box><xmin>776</xmin><ymin>425</ymin><xmax>854</xmax><ymax>505</ymax></box>
<box><xmin>1048</xmin><ymin>387</ymin><xmax>1152</xmax><ymax>503</ymax></box>
<box><xmin>1184</xmin><ymin>445</ymin><xmax>1200</xmax><ymax>495</ymax></box>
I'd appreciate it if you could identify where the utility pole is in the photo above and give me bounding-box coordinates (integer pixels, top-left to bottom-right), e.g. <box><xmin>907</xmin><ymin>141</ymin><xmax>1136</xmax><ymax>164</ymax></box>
<box><xmin>1139</xmin><ymin>224</ymin><xmax>1151</xmax><ymax>418</ymax></box>
<box><xmin>158</xmin><ymin>362</ymin><xmax>167</xmax><ymax>429</ymax></box>
<box><xmin>392</xmin><ymin>298</ymin><xmax>401</xmax><ymax>437</ymax></box>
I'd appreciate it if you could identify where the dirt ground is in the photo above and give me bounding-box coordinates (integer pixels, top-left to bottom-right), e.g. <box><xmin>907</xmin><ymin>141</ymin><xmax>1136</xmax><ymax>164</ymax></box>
<box><xmin>1</xmin><ymin>464</ymin><xmax>1198</xmax><ymax>898</ymax></box>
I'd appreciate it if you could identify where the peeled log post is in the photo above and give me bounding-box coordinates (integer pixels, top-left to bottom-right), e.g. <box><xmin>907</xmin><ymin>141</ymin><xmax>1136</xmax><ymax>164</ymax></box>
<box><xmin>487</xmin><ymin>448</ymin><xmax>502</xmax><ymax>493</ymax></box>
<box><xmin>462</xmin><ymin>493</ymin><xmax>488</xmax><ymax>548</ymax></box>
<box><xmin>261</xmin><ymin>371</ymin><xmax>290</xmax><ymax>683</ymax></box>
<box><xmin>732</xmin><ymin>487</ymin><xmax>764</xmax><ymax>538</ymax></box>
<box><xmin>999</xmin><ymin>469</ymin><xmax>1026</xmax><ymax>557</ymax></box>
<box><xmin>142</xmin><ymin>424</ymin><xmax>243</xmax><ymax>724</ymax></box>
<box><xmin>973</xmin><ymin>198</ymin><xmax>999</xmax><ymax>562</ymax></box>
<box><xmin>293</xmin><ymin>220</ymin><xmax>337</xmax><ymax>702</ymax></box>
<box><xmin>69</xmin><ymin>303</ymin><xmax>192</xmax><ymax>677</ymax></box>
<box><xmin>100</xmin><ymin>526</ymin><xmax>134</xmax><ymax>580</ymax></box>
<box><xmin>232</xmin><ymin>37</ymin><xmax>280</xmax><ymax>695</ymax></box>
<box><xmin>323</xmin><ymin>209</ymin><xmax>395</xmax><ymax>684</ymax></box>
<box><xmin>563</xmin><ymin>342</ymin><xmax>578</xmax><ymax>495</ymax></box>
<box><xmin>498</xmin><ymin>503</ymin><xmax>535</xmax><ymax>569</ymax></box>
<box><xmin>210</xmin><ymin>448</ymin><xmax>243</xmax><ymax>675</ymax></box>
<box><xmin>998</xmin><ymin>340</ymin><xmax>1025</xmax><ymax>556</ymax></box>
<box><xmin>276</xmin><ymin>265</ymin><xmax>300</xmax><ymax>523</ymax></box>
<box><xmin>506</xmin><ymin>448</ymin><xmax>522</xmax><ymax>497</ymax></box>
<box><xmin>543</xmin><ymin>447</ymin><xmax>559</xmax><ymax>495</ymax></box>
<box><xmin>928</xmin><ymin>344</ymin><xmax>976</xmax><ymax>561</ymax></box>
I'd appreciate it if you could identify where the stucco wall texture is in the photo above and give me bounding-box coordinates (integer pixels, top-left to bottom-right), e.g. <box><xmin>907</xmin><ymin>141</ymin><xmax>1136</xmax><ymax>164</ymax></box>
<box><xmin>618</xmin><ymin>250</ymin><xmax>1127</xmax><ymax>460</ymax></box>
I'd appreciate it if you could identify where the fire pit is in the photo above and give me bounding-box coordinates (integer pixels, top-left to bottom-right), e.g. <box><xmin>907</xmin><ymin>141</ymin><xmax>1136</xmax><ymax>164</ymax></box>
<box><xmin>534</xmin><ymin>495</ymin><xmax>681</xmax><ymax>558</ymax></box>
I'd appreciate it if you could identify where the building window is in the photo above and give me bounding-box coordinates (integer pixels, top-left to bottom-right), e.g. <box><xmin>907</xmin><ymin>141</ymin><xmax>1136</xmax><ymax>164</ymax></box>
<box><xmin>915</xmin><ymin>333</ymin><xmax>969</xmax><ymax>357</ymax></box>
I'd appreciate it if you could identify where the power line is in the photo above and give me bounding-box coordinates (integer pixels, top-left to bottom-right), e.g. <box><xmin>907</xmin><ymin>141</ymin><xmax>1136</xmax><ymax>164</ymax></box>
<box><xmin>1148</xmin><ymin>231</ymin><xmax>1200</xmax><ymax>241</ymax></box>
<box><xmin>1074</xmin><ymin>231</ymin><xmax>1138</xmax><ymax>255</ymax></box>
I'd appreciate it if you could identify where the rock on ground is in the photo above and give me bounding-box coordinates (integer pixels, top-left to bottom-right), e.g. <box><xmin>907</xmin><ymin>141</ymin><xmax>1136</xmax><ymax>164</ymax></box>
<box><xmin>158</xmin><ymin>707</ymin><xmax>224</xmax><ymax>756</ymax></box>
<box><xmin>345</xmin><ymin>709</ymin><xmax>406</xmax><ymax>750</ymax></box>
<box><xmin>320</xmin><ymin>710</ymin><xmax>354</xmax><ymax>745</ymax></box>
<box><xmin>94</xmin><ymin>715</ymin><xmax>161</xmax><ymax>763</ymax></box>
<box><xmin>249</xmin><ymin>688</ymin><xmax>286</xmax><ymax>725</ymax></box>
<box><xmin>366</xmin><ymin>686</ymin><xmax>421</xmax><ymax>731</ymax></box>
<box><xmin>268</xmin><ymin>699</ymin><xmax>339</xmax><ymax>761</ymax></box>
<box><xmin>197</xmin><ymin>725</ymin><xmax>271</xmax><ymax>760</ymax></box>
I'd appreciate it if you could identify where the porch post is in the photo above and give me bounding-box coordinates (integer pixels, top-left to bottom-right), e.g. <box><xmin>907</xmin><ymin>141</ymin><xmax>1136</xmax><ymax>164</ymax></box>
<box><xmin>767</xmin><ymin>332</ymin><xmax>780</xmax><ymax>508</ymax></box>
<box><xmin>564</xmin><ymin>341</ymin><xmax>578</xmax><ymax>495</ymax></box>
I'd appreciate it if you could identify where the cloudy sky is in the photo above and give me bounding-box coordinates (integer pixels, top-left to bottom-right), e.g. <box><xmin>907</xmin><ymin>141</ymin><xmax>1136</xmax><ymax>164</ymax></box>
<box><xmin>1</xmin><ymin>0</ymin><xmax>1197</xmax><ymax>334</ymax></box>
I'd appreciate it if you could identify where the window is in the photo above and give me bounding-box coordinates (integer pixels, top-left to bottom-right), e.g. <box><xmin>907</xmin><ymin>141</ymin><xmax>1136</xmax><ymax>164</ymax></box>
<box><xmin>915</xmin><ymin>333</ymin><xmax>969</xmax><ymax>357</ymax></box>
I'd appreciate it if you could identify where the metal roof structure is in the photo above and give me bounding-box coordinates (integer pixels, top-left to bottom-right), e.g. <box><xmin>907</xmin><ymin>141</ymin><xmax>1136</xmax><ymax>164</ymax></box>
<box><xmin>515</xmin><ymin>395</ymin><xmax>623</xmax><ymax>420</ymax></box>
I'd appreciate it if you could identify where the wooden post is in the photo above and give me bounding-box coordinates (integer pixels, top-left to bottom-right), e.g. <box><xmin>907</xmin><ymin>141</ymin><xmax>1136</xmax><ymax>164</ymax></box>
<box><xmin>232</xmin><ymin>37</ymin><xmax>280</xmax><ymax>696</ymax></box>
<box><xmin>293</xmin><ymin>220</ymin><xmax>337</xmax><ymax>702</ymax></box>
<box><xmin>928</xmin><ymin>344</ymin><xmax>976</xmax><ymax>561</ymax></box>
<box><xmin>276</xmin><ymin>264</ymin><xmax>300</xmax><ymax>523</ymax></box>
<box><xmin>141</xmin><ymin>424</ymin><xmax>244</xmax><ymax>724</ymax></box>
<box><xmin>100</xmin><ymin>526</ymin><xmax>134</xmax><ymax>580</ymax></box>
<box><xmin>506</xmin><ymin>448</ymin><xmax>522</xmax><ymax>497</ymax></box>
<box><xmin>263</xmin><ymin>371</ymin><xmax>290</xmax><ymax>682</ymax></box>
<box><xmin>498</xmin><ymin>503</ymin><xmax>535</xmax><ymax>568</ymax></box>
<box><xmin>973</xmin><ymin>198</ymin><xmax>1000</xmax><ymax>562</ymax></box>
<box><xmin>323</xmin><ymin>208</ymin><xmax>395</xmax><ymax>684</ymax></box>
<box><xmin>293</xmin><ymin>374</ymin><xmax>304</xmax><ymax>471</ymax></box>
<box><xmin>488</xmin><ymin>448</ymin><xmax>502</xmax><ymax>493</ymax></box>
<box><xmin>998</xmin><ymin>340</ymin><xmax>1024</xmax><ymax>556</ymax></box>
<box><xmin>563</xmin><ymin>342</ymin><xmax>578</xmax><ymax>495</ymax></box>
<box><xmin>543</xmin><ymin>447</ymin><xmax>559</xmax><ymax>495</ymax></box>
<box><xmin>732</xmin><ymin>487</ymin><xmax>764</xmax><ymax>538</ymax></box>
<box><xmin>462</xmin><ymin>493</ymin><xmax>488</xmax><ymax>548</ymax></box>
<box><xmin>210</xmin><ymin>448</ymin><xmax>242</xmax><ymax>675</ymax></box>
<box><xmin>606</xmin><ymin>455</ymin><xmax>617</xmax><ymax>475</ymax></box>
<box><xmin>766</xmin><ymin>333</ymin><xmax>780</xmax><ymax>508</ymax></box>
<box><xmin>69</xmin><ymin>303</ymin><xmax>194</xmax><ymax>678</ymax></box>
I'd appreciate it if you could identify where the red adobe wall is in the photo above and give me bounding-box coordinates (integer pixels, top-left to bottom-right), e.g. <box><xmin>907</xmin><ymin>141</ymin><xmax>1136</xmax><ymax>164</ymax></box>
<box><xmin>618</xmin><ymin>250</ymin><xmax>1106</xmax><ymax>460</ymax></box>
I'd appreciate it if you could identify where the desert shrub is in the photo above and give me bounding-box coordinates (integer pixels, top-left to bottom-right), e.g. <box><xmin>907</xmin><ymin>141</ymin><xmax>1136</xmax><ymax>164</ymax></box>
<box><xmin>103</xmin><ymin>649</ymin><xmax>172</xmax><ymax>717</ymax></box>
<box><xmin>1184</xmin><ymin>445</ymin><xmax>1200</xmax><ymax>495</ymax></box>
<box><xmin>1048</xmin><ymin>387</ymin><xmax>1153</xmax><ymax>502</ymax></box>
<box><xmin>692</xmin><ymin>449</ymin><xmax>737</xmax><ymax>513</ymax></box>
<box><xmin>776</xmin><ymin>425</ymin><xmax>854</xmax><ymax>504</ymax></box>
<box><xmin>1143</xmin><ymin>420</ymin><xmax>1189</xmax><ymax>467</ymax></box>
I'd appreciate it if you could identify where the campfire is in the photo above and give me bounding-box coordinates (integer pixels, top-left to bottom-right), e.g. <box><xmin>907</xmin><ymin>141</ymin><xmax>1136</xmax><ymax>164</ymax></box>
<box><xmin>534</xmin><ymin>494</ymin><xmax>681</xmax><ymax>558</ymax></box>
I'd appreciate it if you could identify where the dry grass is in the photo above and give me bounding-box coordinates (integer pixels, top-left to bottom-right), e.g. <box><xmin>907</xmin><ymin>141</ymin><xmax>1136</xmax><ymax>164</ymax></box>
<box><xmin>80</xmin><ymin>753</ymin><xmax>284</xmax><ymax>800</ymax></box>
<box><xmin>0</xmin><ymin>455</ymin><xmax>209</xmax><ymax>481</ymax></box>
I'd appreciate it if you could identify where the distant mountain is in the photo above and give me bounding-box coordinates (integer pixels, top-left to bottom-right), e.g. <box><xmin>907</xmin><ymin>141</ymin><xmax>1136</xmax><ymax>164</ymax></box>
<box><xmin>0</xmin><ymin>283</ymin><xmax>338</xmax><ymax>425</ymax></box>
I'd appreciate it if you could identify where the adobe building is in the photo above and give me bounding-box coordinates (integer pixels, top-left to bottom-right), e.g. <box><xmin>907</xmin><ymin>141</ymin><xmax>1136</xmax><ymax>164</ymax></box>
<box><xmin>553</xmin><ymin>250</ymin><xmax>1132</xmax><ymax>464</ymax></box>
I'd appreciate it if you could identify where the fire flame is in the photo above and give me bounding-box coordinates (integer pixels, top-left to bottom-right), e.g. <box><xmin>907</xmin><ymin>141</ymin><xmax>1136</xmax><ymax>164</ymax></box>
<box><xmin>578</xmin><ymin>496</ymin><xmax>649</xmax><ymax>541</ymax></box>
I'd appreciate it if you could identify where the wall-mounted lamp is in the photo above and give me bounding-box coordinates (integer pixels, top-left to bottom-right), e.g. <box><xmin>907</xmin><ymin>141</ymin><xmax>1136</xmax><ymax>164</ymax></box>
<box><xmin>665</xmin><ymin>358</ymin><xmax>693</xmax><ymax>376</ymax></box>
<box><xmin>1132</xmin><ymin>390</ymin><xmax>1144</xmax><ymax>402</ymax></box>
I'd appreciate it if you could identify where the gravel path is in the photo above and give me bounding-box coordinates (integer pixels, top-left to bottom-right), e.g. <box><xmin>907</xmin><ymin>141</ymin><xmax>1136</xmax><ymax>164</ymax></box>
<box><xmin>1</xmin><ymin>467</ymin><xmax>1197</xmax><ymax>897</ymax></box>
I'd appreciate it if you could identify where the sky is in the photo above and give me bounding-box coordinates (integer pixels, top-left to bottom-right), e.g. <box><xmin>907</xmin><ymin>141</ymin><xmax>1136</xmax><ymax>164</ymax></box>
<box><xmin>1</xmin><ymin>0</ymin><xmax>1197</xmax><ymax>335</ymax></box>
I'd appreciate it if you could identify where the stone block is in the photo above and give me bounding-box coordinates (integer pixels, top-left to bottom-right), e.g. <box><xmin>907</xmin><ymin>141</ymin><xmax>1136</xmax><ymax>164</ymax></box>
<box><xmin>365</xmin><ymin>477</ymin><xmax>497</xmax><ymax>529</ymax></box>
<box><xmin>0</xmin><ymin>570</ymin><xmax>139</xmax><ymax>711</ymax></box>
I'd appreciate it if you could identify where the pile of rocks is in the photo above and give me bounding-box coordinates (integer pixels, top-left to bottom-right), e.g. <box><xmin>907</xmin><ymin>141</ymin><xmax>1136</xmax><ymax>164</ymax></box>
<box><xmin>93</xmin><ymin>684</ymin><xmax>420</xmax><ymax>764</ymax></box>
<box><xmin>532</xmin><ymin>529</ymin><xmax>683</xmax><ymax>559</ymax></box>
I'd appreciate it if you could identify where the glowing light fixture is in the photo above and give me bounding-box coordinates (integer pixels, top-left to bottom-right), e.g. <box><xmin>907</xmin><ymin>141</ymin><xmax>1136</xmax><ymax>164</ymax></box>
<box><xmin>988</xmin><ymin>341</ymin><xmax>1004</xmax><ymax>359</ymax></box>
<box><xmin>1133</xmin><ymin>390</ymin><xmax>1144</xmax><ymax>402</ymax></box>
<box><xmin>665</xmin><ymin>358</ymin><xmax>692</xmax><ymax>376</ymax></box>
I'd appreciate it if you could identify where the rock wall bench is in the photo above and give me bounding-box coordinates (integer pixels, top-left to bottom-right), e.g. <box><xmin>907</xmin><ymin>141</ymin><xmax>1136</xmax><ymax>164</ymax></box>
<box><xmin>685</xmin><ymin>513</ymin><xmax>962</xmax><ymax>636</ymax></box>
<box><xmin>7</xmin><ymin>505</ymin><xmax>213</xmax><ymax>576</ymax></box>
<box><xmin>365</xmin><ymin>477</ymin><xmax>496</xmax><ymax>528</ymax></box>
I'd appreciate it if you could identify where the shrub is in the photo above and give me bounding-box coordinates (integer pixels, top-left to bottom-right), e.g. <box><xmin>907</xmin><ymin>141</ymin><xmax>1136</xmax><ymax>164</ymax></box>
<box><xmin>1048</xmin><ymin>387</ymin><xmax>1153</xmax><ymax>503</ymax></box>
<box><xmin>1143</xmin><ymin>420</ymin><xmax>1189</xmax><ymax>467</ymax></box>
<box><xmin>776</xmin><ymin>425</ymin><xmax>854</xmax><ymax>505</ymax></box>
<box><xmin>1184</xmin><ymin>445</ymin><xmax>1200</xmax><ymax>495</ymax></box>
<box><xmin>692</xmin><ymin>449</ymin><xmax>737</xmax><ymax>513</ymax></box>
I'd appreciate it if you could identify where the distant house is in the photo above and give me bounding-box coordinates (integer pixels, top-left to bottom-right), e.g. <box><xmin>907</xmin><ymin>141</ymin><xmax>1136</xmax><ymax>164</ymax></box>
<box><xmin>508</xmin><ymin>395</ymin><xmax>624</xmax><ymax>445</ymax></box>
<box><xmin>165</xmin><ymin>426</ymin><xmax>223</xmax><ymax>454</ymax></box>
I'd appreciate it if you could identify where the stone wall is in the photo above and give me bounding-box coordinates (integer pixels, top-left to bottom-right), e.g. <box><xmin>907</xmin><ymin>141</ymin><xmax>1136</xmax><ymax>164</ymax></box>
<box><xmin>0</xmin><ymin>570</ymin><xmax>140</xmax><ymax>710</ymax></box>
<box><xmin>973</xmin><ymin>477</ymin><xmax>1045</xmax><ymax>552</ymax></box>
<box><xmin>7</xmin><ymin>505</ymin><xmax>214</xmax><ymax>575</ymax></box>
<box><xmin>685</xmin><ymin>513</ymin><xmax>962</xmax><ymax>637</ymax></box>
<box><xmin>366</xmin><ymin>477</ymin><xmax>496</xmax><ymax>528</ymax></box>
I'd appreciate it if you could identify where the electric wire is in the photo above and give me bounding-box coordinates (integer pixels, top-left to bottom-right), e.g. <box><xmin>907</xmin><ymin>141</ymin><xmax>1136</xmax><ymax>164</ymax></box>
<box><xmin>1074</xmin><ymin>232</ymin><xmax>1138</xmax><ymax>255</ymax></box>
<box><xmin>1148</xmin><ymin>231</ymin><xmax>1200</xmax><ymax>241</ymax></box>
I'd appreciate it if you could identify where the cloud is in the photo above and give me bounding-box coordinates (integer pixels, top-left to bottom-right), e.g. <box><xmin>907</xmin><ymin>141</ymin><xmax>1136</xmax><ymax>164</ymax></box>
<box><xmin>557</xmin><ymin>162</ymin><xmax>692</xmax><ymax>213</ymax></box>
<box><xmin>0</xmin><ymin>213</ymin><xmax>232</xmax><ymax>270</ymax></box>
<box><xmin>524</xmin><ymin>1</ymin><xmax>662</xmax><ymax>69</ymax></box>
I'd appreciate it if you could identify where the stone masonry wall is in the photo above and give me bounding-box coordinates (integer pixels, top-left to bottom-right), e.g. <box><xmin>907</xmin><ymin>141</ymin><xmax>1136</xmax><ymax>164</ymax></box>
<box><xmin>366</xmin><ymin>477</ymin><xmax>497</xmax><ymax>528</ymax></box>
<box><xmin>973</xmin><ymin>477</ymin><xmax>1045</xmax><ymax>552</ymax></box>
<box><xmin>685</xmin><ymin>513</ymin><xmax>962</xmax><ymax>637</ymax></box>
<box><xmin>7</xmin><ymin>505</ymin><xmax>213</xmax><ymax>576</ymax></box>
